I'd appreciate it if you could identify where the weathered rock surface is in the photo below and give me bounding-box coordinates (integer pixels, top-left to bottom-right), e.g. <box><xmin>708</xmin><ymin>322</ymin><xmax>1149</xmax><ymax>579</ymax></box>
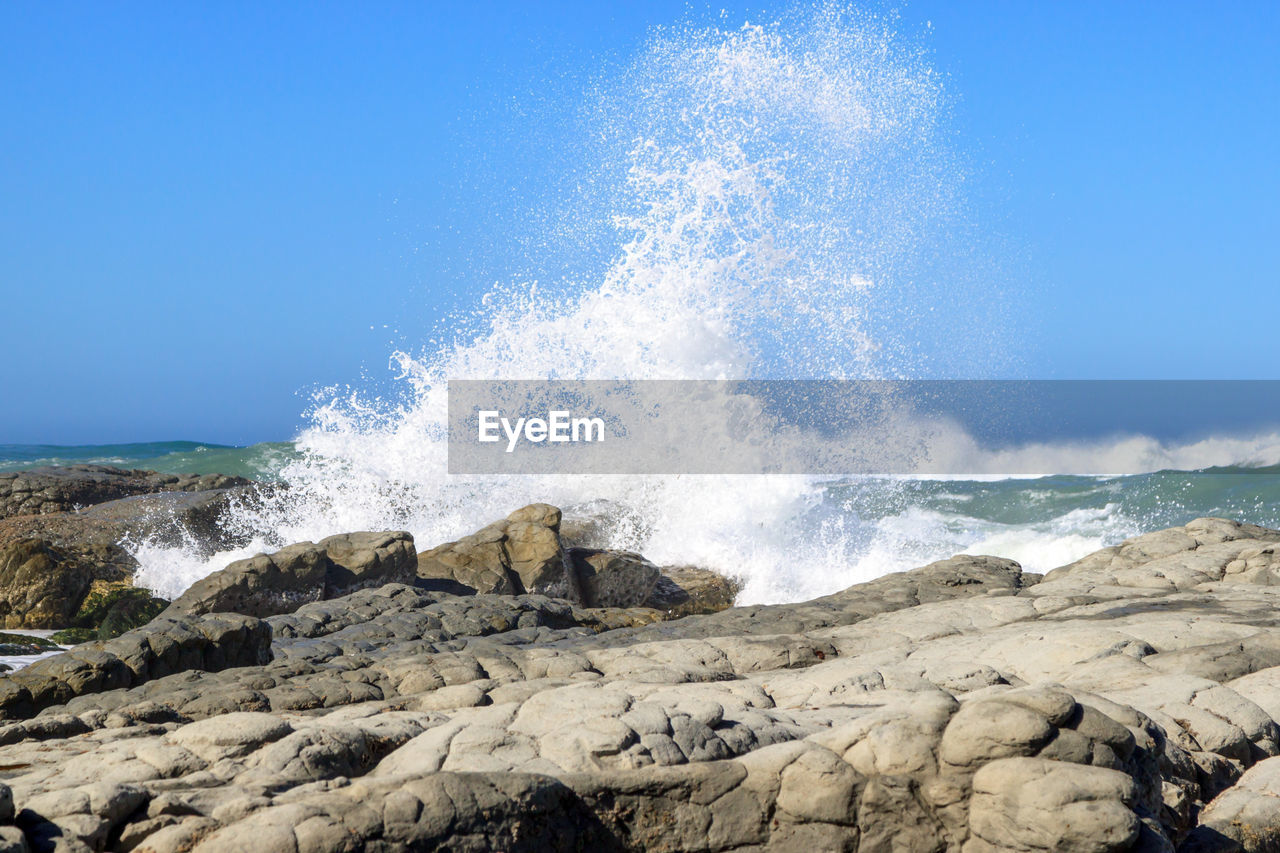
<box><xmin>0</xmin><ymin>489</ymin><xmax>252</xmax><ymax>558</ymax></box>
<box><xmin>570</xmin><ymin>548</ymin><xmax>662</xmax><ymax>608</ymax></box>
<box><xmin>0</xmin><ymin>634</ymin><xmax>57</xmax><ymax>658</ymax></box>
<box><xmin>163</xmin><ymin>531</ymin><xmax>416</xmax><ymax>619</ymax></box>
<box><xmin>0</xmin><ymin>539</ymin><xmax>136</xmax><ymax>629</ymax></box>
<box><xmin>6</xmin><ymin>517</ymin><xmax>1280</xmax><ymax>850</ymax></box>
<box><xmin>418</xmin><ymin>508</ymin><xmax>738</xmax><ymax>611</ymax></box>
<box><xmin>417</xmin><ymin>503</ymin><xmax>579</xmax><ymax>600</ymax></box>
<box><xmin>50</xmin><ymin>588</ymin><xmax>169</xmax><ymax>645</ymax></box>
<box><xmin>0</xmin><ymin>612</ymin><xmax>270</xmax><ymax>720</ymax></box>
<box><xmin>0</xmin><ymin>466</ymin><xmax>250</xmax><ymax>520</ymax></box>
<box><xmin>643</xmin><ymin>564</ymin><xmax>741</xmax><ymax>617</ymax></box>
<box><xmin>1185</xmin><ymin>752</ymin><xmax>1280</xmax><ymax>851</ymax></box>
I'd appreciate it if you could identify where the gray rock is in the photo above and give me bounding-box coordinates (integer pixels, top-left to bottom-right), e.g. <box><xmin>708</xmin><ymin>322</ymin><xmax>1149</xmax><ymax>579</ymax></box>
<box><xmin>642</xmin><ymin>564</ymin><xmax>740</xmax><ymax>617</ymax></box>
<box><xmin>0</xmin><ymin>480</ymin><xmax>258</xmax><ymax>562</ymax></box>
<box><xmin>570</xmin><ymin>549</ymin><xmax>661</xmax><ymax>608</ymax></box>
<box><xmin>0</xmin><ymin>466</ymin><xmax>251</xmax><ymax>520</ymax></box>
<box><xmin>167</xmin><ymin>712</ymin><xmax>293</xmax><ymax>762</ymax></box>
<box><xmin>0</xmin><ymin>612</ymin><xmax>270</xmax><ymax>720</ymax></box>
<box><xmin>315</xmin><ymin>531</ymin><xmax>416</xmax><ymax>598</ymax></box>
<box><xmin>966</xmin><ymin>757</ymin><xmax>1140</xmax><ymax>852</ymax></box>
<box><xmin>2</xmin><ymin>517</ymin><xmax>1280</xmax><ymax>851</ymax></box>
<box><xmin>163</xmin><ymin>532</ymin><xmax>415</xmax><ymax>619</ymax></box>
<box><xmin>1184</xmin><ymin>753</ymin><xmax>1280</xmax><ymax>851</ymax></box>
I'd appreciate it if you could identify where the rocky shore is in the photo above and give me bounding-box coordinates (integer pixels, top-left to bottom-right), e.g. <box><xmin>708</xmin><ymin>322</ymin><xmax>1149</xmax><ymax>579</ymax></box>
<box><xmin>0</xmin><ymin>468</ymin><xmax>1279</xmax><ymax>850</ymax></box>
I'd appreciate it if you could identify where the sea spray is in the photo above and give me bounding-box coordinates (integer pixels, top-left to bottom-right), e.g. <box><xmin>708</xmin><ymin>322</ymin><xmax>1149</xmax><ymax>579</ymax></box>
<box><xmin>126</xmin><ymin>7</ymin><xmax>973</xmax><ymax>603</ymax></box>
<box><xmin>123</xmin><ymin>7</ymin><xmax>1280</xmax><ymax>604</ymax></box>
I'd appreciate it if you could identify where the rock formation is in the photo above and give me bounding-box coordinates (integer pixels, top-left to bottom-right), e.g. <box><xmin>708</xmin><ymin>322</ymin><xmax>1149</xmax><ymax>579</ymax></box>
<box><xmin>0</xmin><ymin>467</ymin><xmax>250</xmax><ymax>520</ymax></box>
<box><xmin>163</xmin><ymin>531</ymin><xmax>417</xmax><ymax>619</ymax></box>
<box><xmin>0</xmin><ymin>467</ymin><xmax>260</xmax><ymax>637</ymax></box>
<box><xmin>2</xmin><ymin>508</ymin><xmax>1280</xmax><ymax>850</ymax></box>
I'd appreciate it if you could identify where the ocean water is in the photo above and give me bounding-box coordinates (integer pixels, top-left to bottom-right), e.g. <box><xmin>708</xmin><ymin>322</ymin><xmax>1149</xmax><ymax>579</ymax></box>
<box><xmin>0</xmin><ymin>630</ymin><xmax>66</xmax><ymax>672</ymax></box>
<box><xmin>6</xmin><ymin>7</ymin><xmax>1278</xmax><ymax>604</ymax></box>
<box><xmin>4</xmin><ymin>441</ymin><xmax>1280</xmax><ymax>604</ymax></box>
<box><xmin>0</xmin><ymin>442</ymin><xmax>295</xmax><ymax>480</ymax></box>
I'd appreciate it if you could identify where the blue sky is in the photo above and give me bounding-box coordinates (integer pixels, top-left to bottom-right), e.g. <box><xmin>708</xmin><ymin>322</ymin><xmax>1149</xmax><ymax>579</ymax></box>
<box><xmin>2</xmin><ymin>1</ymin><xmax>1277</xmax><ymax>445</ymax></box>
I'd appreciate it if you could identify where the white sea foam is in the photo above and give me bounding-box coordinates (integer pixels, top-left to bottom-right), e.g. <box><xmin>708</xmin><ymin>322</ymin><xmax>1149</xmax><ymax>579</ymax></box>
<box><xmin>908</xmin><ymin>425</ymin><xmax>1280</xmax><ymax>478</ymax></box>
<box><xmin>126</xmin><ymin>7</ymin><xmax>1280</xmax><ymax>604</ymax></box>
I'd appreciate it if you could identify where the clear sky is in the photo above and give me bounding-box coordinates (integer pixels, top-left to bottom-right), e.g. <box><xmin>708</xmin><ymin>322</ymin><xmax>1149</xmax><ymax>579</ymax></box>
<box><xmin>2</xmin><ymin>1</ymin><xmax>1277</xmax><ymax>445</ymax></box>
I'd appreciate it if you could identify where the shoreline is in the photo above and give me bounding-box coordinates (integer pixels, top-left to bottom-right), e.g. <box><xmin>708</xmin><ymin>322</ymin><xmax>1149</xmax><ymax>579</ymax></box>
<box><xmin>0</xmin><ymin>513</ymin><xmax>1279</xmax><ymax>848</ymax></box>
<box><xmin>3</xmin><ymin>466</ymin><xmax>1280</xmax><ymax>848</ymax></box>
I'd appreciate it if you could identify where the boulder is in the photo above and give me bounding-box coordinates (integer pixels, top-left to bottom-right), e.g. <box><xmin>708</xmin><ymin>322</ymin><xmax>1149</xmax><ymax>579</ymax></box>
<box><xmin>558</xmin><ymin>513</ymin><xmax>612</xmax><ymax>549</ymax></box>
<box><xmin>0</xmin><ymin>633</ymin><xmax>58</xmax><ymax>657</ymax></box>
<box><xmin>0</xmin><ymin>539</ymin><xmax>135</xmax><ymax>629</ymax></box>
<box><xmin>163</xmin><ymin>531</ymin><xmax>416</xmax><ymax>619</ymax></box>
<box><xmin>0</xmin><ymin>488</ymin><xmax>253</xmax><ymax>558</ymax></box>
<box><xmin>642</xmin><ymin>564</ymin><xmax>740</xmax><ymax>616</ymax></box>
<box><xmin>570</xmin><ymin>548</ymin><xmax>661</xmax><ymax>608</ymax></box>
<box><xmin>417</xmin><ymin>504</ymin><xmax>579</xmax><ymax>601</ymax></box>
<box><xmin>49</xmin><ymin>587</ymin><xmax>168</xmax><ymax>645</ymax></box>
<box><xmin>1185</xmin><ymin>753</ymin><xmax>1280</xmax><ymax>851</ymax></box>
<box><xmin>0</xmin><ymin>611</ymin><xmax>271</xmax><ymax>720</ymax></box>
<box><xmin>417</xmin><ymin>506</ymin><xmax>733</xmax><ymax>613</ymax></box>
<box><xmin>317</xmin><ymin>531</ymin><xmax>419</xmax><ymax>599</ymax></box>
<box><xmin>967</xmin><ymin>757</ymin><xmax>1141</xmax><ymax>851</ymax></box>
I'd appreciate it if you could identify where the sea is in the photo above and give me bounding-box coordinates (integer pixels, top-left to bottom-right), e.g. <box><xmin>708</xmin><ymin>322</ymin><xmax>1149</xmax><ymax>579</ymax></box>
<box><xmin>4</xmin><ymin>441</ymin><xmax>1279</xmax><ymax>606</ymax></box>
<box><xmin>5</xmin><ymin>7</ymin><xmax>1278</xmax><ymax>606</ymax></box>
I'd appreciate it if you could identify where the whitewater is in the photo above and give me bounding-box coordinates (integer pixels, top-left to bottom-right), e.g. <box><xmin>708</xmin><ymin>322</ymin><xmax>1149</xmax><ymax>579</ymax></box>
<box><xmin>14</xmin><ymin>7</ymin><xmax>1277</xmax><ymax>604</ymax></box>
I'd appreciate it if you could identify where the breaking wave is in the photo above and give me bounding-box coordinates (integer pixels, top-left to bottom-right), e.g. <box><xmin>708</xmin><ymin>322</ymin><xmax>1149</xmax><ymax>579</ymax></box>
<box><xmin>119</xmin><ymin>6</ymin><xmax>1280</xmax><ymax>603</ymax></box>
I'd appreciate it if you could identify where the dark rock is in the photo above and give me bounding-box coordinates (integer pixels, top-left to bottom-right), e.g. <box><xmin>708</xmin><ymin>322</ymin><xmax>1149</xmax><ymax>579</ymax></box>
<box><xmin>642</xmin><ymin>564</ymin><xmax>740</xmax><ymax>617</ymax></box>
<box><xmin>0</xmin><ymin>633</ymin><xmax>57</xmax><ymax>657</ymax></box>
<box><xmin>163</xmin><ymin>531</ymin><xmax>416</xmax><ymax>619</ymax></box>
<box><xmin>47</xmin><ymin>627</ymin><xmax>95</xmax><ymax>646</ymax></box>
<box><xmin>570</xmin><ymin>548</ymin><xmax>661</xmax><ymax>608</ymax></box>
<box><xmin>51</xmin><ymin>588</ymin><xmax>168</xmax><ymax>644</ymax></box>
<box><xmin>0</xmin><ymin>611</ymin><xmax>271</xmax><ymax>720</ymax></box>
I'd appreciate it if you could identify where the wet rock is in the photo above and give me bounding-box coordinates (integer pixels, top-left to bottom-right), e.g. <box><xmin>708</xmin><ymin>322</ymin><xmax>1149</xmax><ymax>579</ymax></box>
<box><xmin>163</xmin><ymin>531</ymin><xmax>415</xmax><ymax>619</ymax></box>
<box><xmin>0</xmin><ymin>539</ymin><xmax>136</xmax><ymax>630</ymax></box>
<box><xmin>48</xmin><ymin>587</ymin><xmax>169</xmax><ymax>645</ymax></box>
<box><xmin>642</xmin><ymin>565</ymin><xmax>740</xmax><ymax>617</ymax></box>
<box><xmin>0</xmin><ymin>490</ymin><xmax>253</xmax><ymax>564</ymax></box>
<box><xmin>570</xmin><ymin>549</ymin><xmax>661</xmax><ymax>608</ymax></box>
<box><xmin>558</xmin><ymin>513</ymin><xmax>612</xmax><ymax>549</ymax></box>
<box><xmin>0</xmin><ymin>635</ymin><xmax>56</xmax><ymax>658</ymax></box>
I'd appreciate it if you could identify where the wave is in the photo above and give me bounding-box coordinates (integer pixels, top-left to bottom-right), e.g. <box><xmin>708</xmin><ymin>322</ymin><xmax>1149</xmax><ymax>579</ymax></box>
<box><xmin>91</xmin><ymin>6</ymin><xmax>1280</xmax><ymax>603</ymax></box>
<box><xmin>896</xmin><ymin>425</ymin><xmax>1280</xmax><ymax>478</ymax></box>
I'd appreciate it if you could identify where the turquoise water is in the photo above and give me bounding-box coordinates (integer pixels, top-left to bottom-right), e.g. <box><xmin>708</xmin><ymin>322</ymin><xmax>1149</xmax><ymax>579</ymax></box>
<box><xmin>5</xmin><ymin>441</ymin><xmax>1280</xmax><ymax>603</ymax></box>
<box><xmin>0</xmin><ymin>441</ymin><xmax>297</xmax><ymax>480</ymax></box>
